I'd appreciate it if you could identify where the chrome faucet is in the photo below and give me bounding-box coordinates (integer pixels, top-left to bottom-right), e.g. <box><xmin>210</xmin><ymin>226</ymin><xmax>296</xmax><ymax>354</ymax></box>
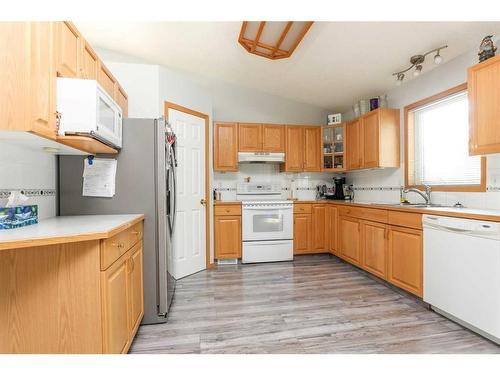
<box><xmin>403</xmin><ymin>185</ymin><xmax>432</xmax><ymax>205</ymax></box>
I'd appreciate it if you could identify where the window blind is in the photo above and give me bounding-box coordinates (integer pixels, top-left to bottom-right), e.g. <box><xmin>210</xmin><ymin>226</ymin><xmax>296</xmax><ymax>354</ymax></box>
<box><xmin>412</xmin><ymin>91</ymin><xmax>481</xmax><ymax>186</ymax></box>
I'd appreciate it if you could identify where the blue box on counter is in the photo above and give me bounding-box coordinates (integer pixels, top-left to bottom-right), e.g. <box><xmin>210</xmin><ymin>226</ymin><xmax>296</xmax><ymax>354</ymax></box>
<box><xmin>0</xmin><ymin>205</ymin><xmax>38</xmax><ymax>230</ymax></box>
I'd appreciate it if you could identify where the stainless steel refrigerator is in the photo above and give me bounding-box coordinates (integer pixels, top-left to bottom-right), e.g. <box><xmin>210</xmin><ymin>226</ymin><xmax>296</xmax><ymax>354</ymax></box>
<box><xmin>58</xmin><ymin>118</ymin><xmax>176</xmax><ymax>324</ymax></box>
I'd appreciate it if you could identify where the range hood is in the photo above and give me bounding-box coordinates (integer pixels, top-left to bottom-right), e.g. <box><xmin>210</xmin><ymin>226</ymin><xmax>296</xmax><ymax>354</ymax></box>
<box><xmin>238</xmin><ymin>152</ymin><xmax>285</xmax><ymax>163</ymax></box>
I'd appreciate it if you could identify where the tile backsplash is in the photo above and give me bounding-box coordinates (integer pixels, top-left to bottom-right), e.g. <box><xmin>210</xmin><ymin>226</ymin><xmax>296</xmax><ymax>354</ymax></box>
<box><xmin>214</xmin><ymin>164</ymin><xmax>339</xmax><ymax>201</ymax></box>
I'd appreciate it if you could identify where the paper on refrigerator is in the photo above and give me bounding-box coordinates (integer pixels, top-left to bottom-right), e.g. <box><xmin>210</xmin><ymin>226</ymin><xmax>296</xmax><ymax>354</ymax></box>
<box><xmin>82</xmin><ymin>158</ymin><xmax>117</xmax><ymax>197</ymax></box>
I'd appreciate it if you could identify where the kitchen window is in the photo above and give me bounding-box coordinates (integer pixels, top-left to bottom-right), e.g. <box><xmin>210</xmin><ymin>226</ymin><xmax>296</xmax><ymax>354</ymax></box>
<box><xmin>405</xmin><ymin>83</ymin><xmax>486</xmax><ymax>192</ymax></box>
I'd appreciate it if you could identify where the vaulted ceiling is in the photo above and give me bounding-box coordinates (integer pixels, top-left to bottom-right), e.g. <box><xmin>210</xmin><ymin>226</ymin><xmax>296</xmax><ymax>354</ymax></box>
<box><xmin>76</xmin><ymin>21</ymin><xmax>500</xmax><ymax>111</ymax></box>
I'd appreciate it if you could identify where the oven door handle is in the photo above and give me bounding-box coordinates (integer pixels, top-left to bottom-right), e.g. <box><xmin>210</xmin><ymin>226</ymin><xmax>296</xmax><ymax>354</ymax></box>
<box><xmin>243</xmin><ymin>206</ymin><xmax>292</xmax><ymax>211</ymax></box>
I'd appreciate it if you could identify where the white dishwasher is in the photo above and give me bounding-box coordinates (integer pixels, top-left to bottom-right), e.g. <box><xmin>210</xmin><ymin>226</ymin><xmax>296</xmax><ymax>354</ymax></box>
<box><xmin>423</xmin><ymin>214</ymin><xmax>500</xmax><ymax>344</ymax></box>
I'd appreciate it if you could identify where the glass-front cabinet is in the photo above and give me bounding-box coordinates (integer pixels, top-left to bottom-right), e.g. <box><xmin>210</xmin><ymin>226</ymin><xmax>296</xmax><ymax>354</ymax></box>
<box><xmin>321</xmin><ymin>124</ymin><xmax>346</xmax><ymax>171</ymax></box>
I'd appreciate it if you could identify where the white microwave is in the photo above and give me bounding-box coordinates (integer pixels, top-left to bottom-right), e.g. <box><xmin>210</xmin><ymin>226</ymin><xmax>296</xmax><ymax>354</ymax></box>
<box><xmin>56</xmin><ymin>78</ymin><xmax>123</xmax><ymax>149</ymax></box>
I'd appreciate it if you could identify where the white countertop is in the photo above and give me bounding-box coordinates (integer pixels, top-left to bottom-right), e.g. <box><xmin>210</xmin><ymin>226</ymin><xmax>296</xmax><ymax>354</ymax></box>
<box><xmin>0</xmin><ymin>214</ymin><xmax>144</xmax><ymax>250</ymax></box>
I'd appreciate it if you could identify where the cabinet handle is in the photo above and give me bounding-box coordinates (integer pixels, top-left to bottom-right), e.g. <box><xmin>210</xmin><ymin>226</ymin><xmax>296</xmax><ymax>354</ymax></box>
<box><xmin>112</xmin><ymin>242</ymin><xmax>124</xmax><ymax>249</ymax></box>
<box><xmin>130</xmin><ymin>257</ymin><xmax>135</xmax><ymax>272</ymax></box>
<box><xmin>131</xmin><ymin>230</ymin><xmax>141</xmax><ymax>236</ymax></box>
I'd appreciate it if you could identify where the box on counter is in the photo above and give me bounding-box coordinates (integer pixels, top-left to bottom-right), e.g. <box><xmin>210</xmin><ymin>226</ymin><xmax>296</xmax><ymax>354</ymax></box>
<box><xmin>0</xmin><ymin>205</ymin><xmax>38</xmax><ymax>230</ymax></box>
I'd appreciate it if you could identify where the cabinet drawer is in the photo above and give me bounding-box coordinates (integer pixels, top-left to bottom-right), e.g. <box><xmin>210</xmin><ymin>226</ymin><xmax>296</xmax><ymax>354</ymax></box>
<box><xmin>339</xmin><ymin>206</ymin><xmax>387</xmax><ymax>223</ymax></box>
<box><xmin>101</xmin><ymin>222</ymin><xmax>143</xmax><ymax>270</ymax></box>
<box><xmin>294</xmin><ymin>203</ymin><xmax>312</xmax><ymax>214</ymax></box>
<box><xmin>388</xmin><ymin>211</ymin><xmax>422</xmax><ymax>230</ymax></box>
<box><xmin>214</xmin><ymin>204</ymin><xmax>241</xmax><ymax>216</ymax></box>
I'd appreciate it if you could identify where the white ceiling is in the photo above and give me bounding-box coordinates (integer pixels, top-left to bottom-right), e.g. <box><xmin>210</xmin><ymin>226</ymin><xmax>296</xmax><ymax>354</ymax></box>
<box><xmin>76</xmin><ymin>21</ymin><xmax>500</xmax><ymax>111</ymax></box>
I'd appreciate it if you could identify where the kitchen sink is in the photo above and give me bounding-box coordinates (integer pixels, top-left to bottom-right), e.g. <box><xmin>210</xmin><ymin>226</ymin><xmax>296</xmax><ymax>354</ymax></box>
<box><xmin>376</xmin><ymin>203</ymin><xmax>450</xmax><ymax>209</ymax></box>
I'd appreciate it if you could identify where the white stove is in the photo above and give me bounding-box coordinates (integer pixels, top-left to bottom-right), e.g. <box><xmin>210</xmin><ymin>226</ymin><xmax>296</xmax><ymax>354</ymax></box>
<box><xmin>236</xmin><ymin>183</ymin><xmax>293</xmax><ymax>263</ymax></box>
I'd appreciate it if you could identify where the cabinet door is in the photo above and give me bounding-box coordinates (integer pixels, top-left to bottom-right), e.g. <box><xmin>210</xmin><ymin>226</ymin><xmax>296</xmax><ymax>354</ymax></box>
<box><xmin>127</xmin><ymin>244</ymin><xmax>144</xmax><ymax>336</ymax></box>
<box><xmin>238</xmin><ymin>123</ymin><xmax>262</xmax><ymax>152</ymax></box>
<box><xmin>214</xmin><ymin>123</ymin><xmax>238</xmax><ymax>171</ymax></box>
<box><xmin>81</xmin><ymin>40</ymin><xmax>98</xmax><ymax>80</ymax></box>
<box><xmin>312</xmin><ymin>204</ymin><xmax>326</xmax><ymax>251</ymax></box>
<box><xmin>388</xmin><ymin>226</ymin><xmax>423</xmax><ymax>297</ymax></box>
<box><xmin>262</xmin><ymin>124</ymin><xmax>285</xmax><ymax>152</ymax></box>
<box><xmin>54</xmin><ymin>21</ymin><xmax>80</xmax><ymax>78</ymax></box>
<box><xmin>468</xmin><ymin>55</ymin><xmax>500</xmax><ymax>155</ymax></box>
<box><xmin>214</xmin><ymin>216</ymin><xmax>241</xmax><ymax>259</ymax></box>
<box><xmin>30</xmin><ymin>22</ymin><xmax>57</xmax><ymax>139</ymax></box>
<box><xmin>361</xmin><ymin>221</ymin><xmax>387</xmax><ymax>279</ymax></box>
<box><xmin>97</xmin><ymin>61</ymin><xmax>116</xmax><ymax>98</ymax></box>
<box><xmin>304</xmin><ymin>127</ymin><xmax>321</xmax><ymax>171</ymax></box>
<box><xmin>362</xmin><ymin>111</ymin><xmax>379</xmax><ymax>168</ymax></box>
<box><xmin>284</xmin><ymin>126</ymin><xmax>304</xmax><ymax>171</ymax></box>
<box><xmin>328</xmin><ymin>206</ymin><xmax>338</xmax><ymax>254</ymax></box>
<box><xmin>339</xmin><ymin>216</ymin><xmax>361</xmax><ymax>265</ymax></box>
<box><xmin>293</xmin><ymin>214</ymin><xmax>311</xmax><ymax>254</ymax></box>
<box><xmin>101</xmin><ymin>255</ymin><xmax>129</xmax><ymax>354</ymax></box>
<box><xmin>346</xmin><ymin>119</ymin><xmax>362</xmax><ymax>170</ymax></box>
<box><xmin>115</xmin><ymin>85</ymin><xmax>128</xmax><ymax>117</ymax></box>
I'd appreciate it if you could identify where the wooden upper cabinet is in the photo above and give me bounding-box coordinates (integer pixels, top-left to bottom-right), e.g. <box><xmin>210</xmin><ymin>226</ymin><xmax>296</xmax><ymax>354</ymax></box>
<box><xmin>468</xmin><ymin>55</ymin><xmax>500</xmax><ymax>155</ymax></box>
<box><xmin>30</xmin><ymin>22</ymin><xmax>57</xmax><ymax>139</ymax></box>
<box><xmin>339</xmin><ymin>216</ymin><xmax>361</xmax><ymax>265</ymax></box>
<box><xmin>115</xmin><ymin>85</ymin><xmax>128</xmax><ymax>117</ymax></box>
<box><xmin>388</xmin><ymin>225</ymin><xmax>423</xmax><ymax>297</ymax></box>
<box><xmin>238</xmin><ymin>123</ymin><xmax>262</xmax><ymax>152</ymax></box>
<box><xmin>81</xmin><ymin>39</ymin><xmax>98</xmax><ymax>80</ymax></box>
<box><xmin>304</xmin><ymin>127</ymin><xmax>321</xmax><ymax>171</ymax></box>
<box><xmin>346</xmin><ymin>119</ymin><xmax>362</xmax><ymax>170</ymax></box>
<box><xmin>54</xmin><ymin>21</ymin><xmax>80</xmax><ymax>78</ymax></box>
<box><xmin>262</xmin><ymin>124</ymin><xmax>285</xmax><ymax>152</ymax></box>
<box><xmin>362</xmin><ymin>111</ymin><xmax>379</xmax><ymax>168</ymax></box>
<box><xmin>214</xmin><ymin>122</ymin><xmax>238</xmax><ymax>171</ymax></box>
<box><xmin>311</xmin><ymin>204</ymin><xmax>326</xmax><ymax>251</ymax></box>
<box><xmin>361</xmin><ymin>221</ymin><xmax>387</xmax><ymax>279</ymax></box>
<box><xmin>97</xmin><ymin>61</ymin><xmax>116</xmax><ymax>98</ymax></box>
<box><xmin>284</xmin><ymin>126</ymin><xmax>304</xmax><ymax>171</ymax></box>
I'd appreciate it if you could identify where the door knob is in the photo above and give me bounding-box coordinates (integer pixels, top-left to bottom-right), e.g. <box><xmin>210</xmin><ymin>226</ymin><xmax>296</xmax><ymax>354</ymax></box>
<box><xmin>200</xmin><ymin>198</ymin><xmax>207</xmax><ymax>206</ymax></box>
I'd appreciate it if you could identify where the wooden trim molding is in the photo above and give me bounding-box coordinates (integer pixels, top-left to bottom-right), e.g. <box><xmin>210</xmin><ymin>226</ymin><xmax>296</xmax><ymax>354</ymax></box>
<box><xmin>404</xmin><ymin>83</ymin><xmax>486</xmax><ymax>192</ymax></box>
<box><xmin>163</xmin><ymin>101</ymin><xmax>213</xmax><ymax>269</ymax></box>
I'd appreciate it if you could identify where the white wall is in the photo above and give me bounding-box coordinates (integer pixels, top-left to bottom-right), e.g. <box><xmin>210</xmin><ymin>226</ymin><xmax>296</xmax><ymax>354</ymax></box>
<box><xmin>342</xmin><ymin>43</ymin><xmax>500</xmax><ymax>209</ymax></box>
<box><xmin>0</xmin><ymin>143</ymin><xmax>57</xmax><ymax>219</ymax></box>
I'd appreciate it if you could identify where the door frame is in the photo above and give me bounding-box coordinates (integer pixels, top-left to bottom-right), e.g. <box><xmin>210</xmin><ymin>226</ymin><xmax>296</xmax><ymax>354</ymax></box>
<box><xmin>164</xmin><ymin>101</ymin><xmax>212</xmax><ymax>270</ymax></box>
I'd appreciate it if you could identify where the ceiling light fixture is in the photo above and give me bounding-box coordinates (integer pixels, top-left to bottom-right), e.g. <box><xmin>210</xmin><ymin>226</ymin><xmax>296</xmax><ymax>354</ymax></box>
<box><xmin>393</xmin><ymin>45</ymin><xmax>448</xmax><ymax>85</ymax></box>
<box><xmin>238</xmin><ymin>21</ymin><xmax>314</xmax><ymax>60</ymax></box>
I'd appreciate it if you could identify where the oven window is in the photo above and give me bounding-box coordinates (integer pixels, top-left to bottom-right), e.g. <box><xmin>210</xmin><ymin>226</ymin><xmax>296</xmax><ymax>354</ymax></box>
<box><xmin>253</xmin><ymin>214</ymin><xmax>283</xmax><ymax>232</ymax></box>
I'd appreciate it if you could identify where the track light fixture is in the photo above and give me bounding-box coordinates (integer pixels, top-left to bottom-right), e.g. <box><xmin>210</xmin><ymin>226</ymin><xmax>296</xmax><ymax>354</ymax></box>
<box><xmin>393</xmin><ymin>45</ymin><xmax>448</xmax><ymax>85</ymax></box>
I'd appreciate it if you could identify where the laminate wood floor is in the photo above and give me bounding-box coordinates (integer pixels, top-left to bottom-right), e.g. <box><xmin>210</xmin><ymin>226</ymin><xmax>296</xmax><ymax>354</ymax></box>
<box><xmin>130</xmin><ymin>254</ymin><xmax>500</xmax><ymax>354</ymax></box>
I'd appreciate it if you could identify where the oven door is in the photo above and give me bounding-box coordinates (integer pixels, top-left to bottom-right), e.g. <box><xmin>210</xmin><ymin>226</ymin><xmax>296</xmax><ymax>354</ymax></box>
<box><xmin>95</xmin><ymin>86</ymin><xmax>123</xmax><ymax>148</ymax></box>
<box><xmin>242</xmin><ymin>205</ymin><xmax>293</xmax><ymax>241</ymax></box>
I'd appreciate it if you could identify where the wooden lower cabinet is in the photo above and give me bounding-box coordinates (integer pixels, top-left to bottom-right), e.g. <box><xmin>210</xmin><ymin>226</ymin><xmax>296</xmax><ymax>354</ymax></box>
<box><xmin>312</xmin><ymin>204</ymin><xmax>327</xmax><ymax>251</ymax></box>
<box><xmin>327</xmin><ymin>206</ymin><xmax>338</xmax><ymax>255</ymax></box>
<box><xmin>388</xmin><ymin>226</ymin><xmax>423</xmax><ymax>297</ymax></box>
<box><xmin>294</xmin><ymin>213</ymin><xmax>312</xmax><ymax>254</ymax></box>
<box><xmin>214</xmin><ymin>214</ymin><xmax>241</xmax><ymax>259</ymax></box>
<box><xmin>361</xmin><ymin>221</ymin><xmax>387</xmax><ymax>279</ymax></box>
<box><xmin>102</xmin><ymin>241</ymin><xmax>144</xmax><ymax>354</ymax></box>
<box><xmin>339</xmin><ymin>216</ymin><xmax>361</xmax><ymax>265</ymax></box>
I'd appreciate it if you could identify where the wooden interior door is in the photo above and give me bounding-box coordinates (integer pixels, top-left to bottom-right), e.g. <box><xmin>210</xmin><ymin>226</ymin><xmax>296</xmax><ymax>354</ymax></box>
<box><xmin>127</xmin><ymin>244</ymin><xmax>144</xmax><ymax>336</ymax></box>
<box><xmin>214</xmin><ymin>216</ymin><xmax>241</xmax><ymax>259</ymax></box>
<box><xmin>262</xmin><ymin>124</ymin><xmax>285</xmax><ymax>152</ymax></box>
<box><xmin>54</xmin><ymin>21</ymin><xmax>80</xmax><ymax>78</ymax></box>
<box><xmin>102</xmin><ymin>255</ymin><xmax>129</xmax><ymax>354</ymax></box>
<box><xmin>293</xmin><ymin>214</ymin><xmax>311</xmax><ymax>254</ymax></box>
<box><xmin>81</xmin><ymin>40</ymin><xmax>98</xmax><ymax>80</ymax></box>
<box><xmin>388</xmin><ymin>226</ymin><xmax>423</xmax><ymax>297</ymax></box>
<box><xmin>362</xmin><ymin>111</ymin><xmax>379</xmax><ymax>168</ymax></box>
<box><xmin>284</xmin><ymin>126</ymin><xmax>304</xmax><ymax>171</ymax></box>
<box><xmin>361</xmin><ymin>221</ymin><xmax>387</xmax><ymax>279</ymax></box>
<box><xmin>304</xmin><ymin>127</ymin><xmax>321</xmax><ymax>171</ymax></box>
<box><xmin>30</xmin><ymin>22</ymin><xmax>57</xmax><ymax>139</ymax></box>
<box><xmin>214</xmin><ymin>123</ymin><xmax>238</xmax><ymax>171</ymax></box>
<box><xmin>339</xmin><ymin>216</ymin><xmax>361</xmax><ymax>265</ymax></box>
<box><xmin>312</xmin><ymin>204</ymin><xmax>326</xmax><ymax>251</ymax></box>
<box><xmin>468</xmin><ymin>56</ymin><xmax>500</xmax><ymax>155</ymax></box>
<box><xmin>238</xmin><ymin>123</ymin><xmax>262</xmax><ymax>151</ymax></box>
<box><xmin>346</xmin><ymin>119</ymin><xmax>362</xmax><ymax>170</ymax></box>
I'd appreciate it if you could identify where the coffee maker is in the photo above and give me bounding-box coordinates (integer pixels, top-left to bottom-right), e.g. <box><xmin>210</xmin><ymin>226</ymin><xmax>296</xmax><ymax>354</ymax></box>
<box><xmin>332</xmin><ymin>177</ymin><xmax>347</xmax><ymax>200</ymax></box>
